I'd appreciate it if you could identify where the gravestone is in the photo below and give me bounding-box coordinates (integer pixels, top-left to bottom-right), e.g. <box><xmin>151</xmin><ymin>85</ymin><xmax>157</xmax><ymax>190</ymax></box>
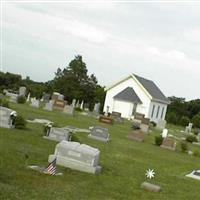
<box><xmin>111</xmin><ymin>111</ymin><xmax>123</xmax><ymax>123</ymax></box>
<box><xmin>185</xmin><ymin>123</ymin><xmax>193</xmax><ymax>133</ymax></box>
<box><xmin>43</xmin><ymin>93</ymin><xmax>51</xmax><ymax>103</ymax></box>
<box><xmin>19</xmin><ymin>86</ymin><xmax>26</xmax><ymax>97</ymax></box>
<box><xmin>141</xmin><ymin>182</ymin><xmax>161</xmax><ymax>192</ymax></box>
<box><xmin>186</xmin><ymin>170</ymin><xmax>200</xmax><ymax>180</ymax></box>
<box><xmin>161</xmin><ymin>129</ymin><xmax>168</xmax><ymax>138</ymax></box>
<box><xmin>9</xmin><ymin>93</ymin><xmax>18</xmax><ymax>103</ymax></box>
<box><xmin>161</xmin><ymin>137</ymin><xmax>176</xmax><ymax>151</ymax></box>
<box><xmin>43</xmin><ymin>102</ymin><xmax>53</xmax><ymax>111</ymax></box>
<box><xmin>80</xmin><ymin>100</ymin><xmax>84</xmax><ymax>110</ymax></box>
<box><xmin>53</xmin><ymin>99</ymin><xmax>65</xmax><ymax>111</ymax></box>
<box><xmin>134</xmin><ymin>112</ymin><xmax>145</xmax><ymax>120</ymax></box>
<box><xmin>63</xmin><ymin>105</ymin><xmax>75</xmax><ymax>116</ymax></box>
<box><xmin>156</xmin><ymin>119</ymin><xmax>166</xmax><ymax>130</ymax></box>
<box><xmin>43</xmin><ymin>127</ymin><xmax>71</xmax><ymax>142</ymax></box>
<box><xmin>88</xmin><ymin>127</ymin><xmax>109</xmax><ymax>142</ymax></box>
<box><xmin>71</xmin><ymin>99</ymin><xmax>76</xmax><ymax>107</ymax></box>
<box><xmin>0</xmin><ymin>106</ymin><xmax>16</xmax><ymax>128</ymax></box>
<box><xmin>99</xmin><ymin>115</ymin><xmax>113</xmax><ymax>124</ymax></box>
<box><xmin>48</xmin><ymin>141</ymin><xmax>101</xmax><ymax>174</ymax></box>
<box><xmin>26</xmin><ymin>93</ymin><xmax>31</xmax><ymax>102</ymax></box>
<box><xmin>132</xmin><ymin>119</ymin><xmax>141</xmax><ymax>130</ymax></box>
<box><xmin>75</xmin><ymin>100</ymin><xmax>80</xmax><ymax>108</ymax></box>
<box><xmin>30</xmin><ymin>99</ymin><xmax>40</xmax><ymax>108</ymax></box>
<box><xmin>127</xmin><ymin>130</ymin><xmax>145</xmax><ymax>142</ymax></box>
<box><xmin>140</xmin><ymin>118</ymin><xmax>149</xmax><ymax>133</ymax></box>
<box><xmin>93</xmin><ymin>103</ymin><xmax>100</xmax><ymax>115</ymax></box>
<box><xmin>84</xmin><ymin>103</ymin><xmax>89</xmax><ymax>111</ymax></box>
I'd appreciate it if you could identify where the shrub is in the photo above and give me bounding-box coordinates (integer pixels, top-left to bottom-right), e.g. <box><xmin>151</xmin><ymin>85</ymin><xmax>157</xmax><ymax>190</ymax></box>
<box><xmin>180</xmin><ymin>116</ymin><xmax>190</xmax><ymax>127</ymax></box>
<box><xmin>17</xmin><ymin>96</ymin><xmax>26</xmax><ymax>104</ymax></box>
<box><xmin>70</xmin><ymin>134</ymin><xmax>80</xmax><ymax>142</ymax></box>
<box><xmin>166</xmin><ymin>112</ymin><xmax>179</xmax><ymax>125</ymax></box>
<box><xmin>192</xmin><ymin>113</ymin><xmax>200</xmax><ymax>128</ymax></box>
<box><xmin>155</xmin><ymin>135</ymin><xmax>163</xmax><ymax>146</ymax></box>
<box><xmin>14</xmin><ymin>115</ymin><xmax>26</xmax><ymax>129</ymax></box>
<box><xmin>193</xmin><ymin>150</ymin><xmax>200</xmax><ymax>157</ymax></box>
<box><xmin>150</xmin><ymin>121</ymin><xmax>157</xmax><ymax>127</ymax></box>
<box><xmin>186</xmin><ymin>135</ymin><xmax>198</xmax><ymax>143</ymax></box>
<box><xmin>75</xmin><ymin>107</ymin><xmax>83</xmax><ymax>112</ymax></box>
<box><xmin>180</xmin><ymin>141</ymin><xmax>188</xmax><ymax>152</ymax></box>
<box><xmin>0</xmin><ymin>98</ymin><xmax>9</xmax><ymax>108</ymax></box>
<box><xmin>193</xmin><ymin>128</ymin><xmax>200</xmax><ymax>136</ymax></box>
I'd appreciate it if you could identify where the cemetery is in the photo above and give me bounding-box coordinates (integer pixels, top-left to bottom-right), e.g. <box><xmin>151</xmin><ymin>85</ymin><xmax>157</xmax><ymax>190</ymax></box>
<box><xmin>0</xmin><ymin>101</ymin><xmax>200</xmax><ymax>200</ymax></box>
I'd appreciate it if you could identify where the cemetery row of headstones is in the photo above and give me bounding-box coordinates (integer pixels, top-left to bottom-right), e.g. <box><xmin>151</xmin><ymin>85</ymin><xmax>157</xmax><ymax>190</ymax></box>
<box><xmin>4</xmin><ymin>86</ymin><xmax>27</xmax><ymax>103</ymax></box>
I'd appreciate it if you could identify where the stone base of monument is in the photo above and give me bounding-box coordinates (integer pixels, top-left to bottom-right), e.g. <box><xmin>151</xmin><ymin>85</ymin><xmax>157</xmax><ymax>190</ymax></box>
<box><xmin>88</xmin><ymin>134</ymin><xmax>109</xmax><ymax>142</ymax></box>
<box><xmin>141</xmin><ymin>182</ymin><xmax>161</xmax><ymax>192</ymax></box>
<box><xmin>48</xmin><ymin>155</ymin><xmax>101</xmax><ymax>174</ymax></box>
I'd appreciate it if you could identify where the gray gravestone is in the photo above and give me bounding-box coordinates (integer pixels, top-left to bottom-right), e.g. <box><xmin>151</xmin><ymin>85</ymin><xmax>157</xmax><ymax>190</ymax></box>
<box><xmin>19</xmin><ymin>86</ymin><xmax>26</xmax><ymax>97</ymax></box>
<box><xmin>63</xmin><ymin>105</ymin><xmax>75</xmax><ymax>116</ymax></box>
<box><xmin>88</xmin><ymin>127</ymin><xmax>109</xmax><ymax>142</ymax></box>
<box><xmin>43</xmin><ymin>102</ymin><xmax>53</xmax><ymax>111</ymax></box>
<box><xmin>43</xmin><ymin>93</ymin><xmax>51</xmax><ymax>102</ymax></box>
<box><xmin>93</xmin><ymin>103</ymin><xmax>100</xmax><ymax>115</ymax></box>
<box><xmin>0</xmin><ymin>106</ymin><xmax>16</xmax><ymax>128</ymax></box>
<box><xmin>43</xmin><ymin>127</ymin><xmax>71</xmax><ymax>142</ymax></box>
<box><xmin>48</xmin><ymin>141</ymin><xmax>101</xmax><ymax>174</ymax></box>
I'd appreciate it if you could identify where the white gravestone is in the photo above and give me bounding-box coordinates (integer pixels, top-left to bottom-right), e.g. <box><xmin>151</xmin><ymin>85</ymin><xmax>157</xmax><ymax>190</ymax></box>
<box><xmin>88</xmin><ymin>127</ymin><xmax>109</xmax><ymax>142</ymax></box>
<box><xmin>7</xmin><ymin>93</ymin><xmax>18</xmax><ymax>103</ymax></box>
<box><xmin>161</xmin><ymin>129</ymin><xmax>168</xmax><ymax>138</ymax></box>
<box><xmin>19</xmin><ymin>86</ymin><xmax>26</xmax><ymax>97</ymax></box>
<box><xmin>43</xmin><ymin>102</ymin><xmax>53</xmax><ymax>111</ymax></box>
<box><xmin>43</xmin><ymin>127</ymin><xmax>71</xmax><ymax>142</ymax></box>
<box><xmin>156</xmin><ymin>119</ymin><xmax>166</xmax><ymax>130</ymax></box>
<box><xmin>48</xmin><ymin>141</ymin><xmax>101</xmax><ymax>174</ymax></box>
<box><xmin>30</xmin><ymin>99</ymin><xmax>40</xmax><ymax>108</ymax></box>
<box><xmin>80</xmin><ymin>100</ymin><xmax>84</xmax><ymax>110</ymax></box>
<box><xmin>0</xmin><ymin>106</ymin><xmax>16</xmax><ymax>128</ymax></box>
<box><xmin>63</xmin><ymin>105</ymin><xmax>75</xmax><ymax>116</ymax></box>
<box><xmin>185</xmin><ymin>123</ymin><xmax>193</xmax><ymax>133</ymax></box>
<box><xmin>71</xmin><ymin>99</ymin><xmax>76</xmax><ymax>107</ymax></box>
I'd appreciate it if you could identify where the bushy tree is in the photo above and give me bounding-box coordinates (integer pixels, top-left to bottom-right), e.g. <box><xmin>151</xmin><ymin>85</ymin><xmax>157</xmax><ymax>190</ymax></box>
<box><xmin>192</xmin><ymin>112</ymin><xmax>200</xmax><ymax>128</ymax></box>
<box><xmin>53</xmin><ymin>55</ymin><xmax>105</xmax><ymax>110</ymax></box>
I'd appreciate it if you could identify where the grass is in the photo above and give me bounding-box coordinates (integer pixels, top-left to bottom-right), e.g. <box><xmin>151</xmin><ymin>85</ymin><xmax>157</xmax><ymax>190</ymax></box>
<box><xmin>0</xmin><ymin>103</ymin><xmax>200</xmax><ymax>199</ymax></box>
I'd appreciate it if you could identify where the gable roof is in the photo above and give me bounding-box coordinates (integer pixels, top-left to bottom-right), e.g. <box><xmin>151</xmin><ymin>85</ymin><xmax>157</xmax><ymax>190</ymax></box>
<box><xmin>114</xmin><ymin>87</ymin><xmax>142</xmax><ymax>104</ymax></box>
<box><xmin>106</xmin><ymin>73</ymin><xmax>170</xmax><ymax>104</ymax></box>
<box><xmin>132</xmin><ymin>74</ymin><xmax>169</xmax><ymax>104</ymax></box>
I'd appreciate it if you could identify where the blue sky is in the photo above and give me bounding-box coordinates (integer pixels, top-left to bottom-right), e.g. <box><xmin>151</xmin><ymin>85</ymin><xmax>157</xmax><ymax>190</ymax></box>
<box><xmin>1</xmin><ymin>1</ymin><xmax>200</xmax><ymax>100</ymax></box>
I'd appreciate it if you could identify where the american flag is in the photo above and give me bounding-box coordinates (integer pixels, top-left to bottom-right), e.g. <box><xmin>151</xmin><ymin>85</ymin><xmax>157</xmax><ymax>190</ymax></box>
<box><xmin>44</xmin><ymin>158</ymin><xmax>57</xmax><ymax>175</ymax></box>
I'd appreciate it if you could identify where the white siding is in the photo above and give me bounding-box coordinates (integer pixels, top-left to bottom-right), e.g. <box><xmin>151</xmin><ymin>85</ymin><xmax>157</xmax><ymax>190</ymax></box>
<box><xmin>104</xmin><ymin>77</ymin><xmax>151</xmax><ymax>118</ymax></box>
<box><xmin>113</xmin><ymin>100</ymin><xmax>134</xmax><ymax>118</ymax></box>
<box><xmin>148</xmin><ymin>101</ymin><xmax>168</xmax><ymax>123</ymax></box>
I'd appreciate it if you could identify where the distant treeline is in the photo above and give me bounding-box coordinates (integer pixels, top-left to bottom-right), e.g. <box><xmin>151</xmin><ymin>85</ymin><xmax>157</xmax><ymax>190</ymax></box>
<box><xmin>166</xmin><ymin>96</ymin><xmax>200</xmax><ymax>128</ymax></box>
<box><xmin>0</xmin><ymin>55</ymin><xmax>106</xmax><ymax>111</ymax></box>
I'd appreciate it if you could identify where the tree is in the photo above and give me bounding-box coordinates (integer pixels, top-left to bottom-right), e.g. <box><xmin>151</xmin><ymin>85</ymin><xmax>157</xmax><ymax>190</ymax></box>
<box><xmin>53</xmin><ymin>55</ymin><xmax>105</xmax><ymax>108</ymax></box>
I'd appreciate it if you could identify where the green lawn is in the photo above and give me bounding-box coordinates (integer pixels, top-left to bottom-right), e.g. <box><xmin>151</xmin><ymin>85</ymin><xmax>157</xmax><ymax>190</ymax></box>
<box><xmin>0</xmin><ymin>103</ymin><xmax>200</xmax><ymax>200</ymax></box>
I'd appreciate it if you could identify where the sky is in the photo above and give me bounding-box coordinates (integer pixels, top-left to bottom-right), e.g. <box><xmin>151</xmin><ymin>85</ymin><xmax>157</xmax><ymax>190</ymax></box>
<box><xmin>1</xmin><ymin>0</ymin><xmax>200</xmax><ymax>100</ymax></box>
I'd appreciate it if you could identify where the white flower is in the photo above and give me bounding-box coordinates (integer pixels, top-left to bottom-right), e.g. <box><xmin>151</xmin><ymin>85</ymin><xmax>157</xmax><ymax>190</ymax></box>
<box><xmin>145</xmin><ymin>169</ymin><xmax>155</xmax><ymax>179</ymax></box>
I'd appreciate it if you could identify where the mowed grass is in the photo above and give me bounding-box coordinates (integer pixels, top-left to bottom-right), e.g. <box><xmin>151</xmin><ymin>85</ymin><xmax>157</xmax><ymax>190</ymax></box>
<box><xmin>0</xmin><ymin>103</ymin><xmax>200</xmax><ymax>200</ymax></box>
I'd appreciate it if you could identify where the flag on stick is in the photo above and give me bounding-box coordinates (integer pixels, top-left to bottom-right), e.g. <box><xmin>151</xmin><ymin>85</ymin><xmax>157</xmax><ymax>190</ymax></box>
<box><xmin>43</xmin><ymin>158</ymin><xmax>57</xmax><ymax>175</ymax></box>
